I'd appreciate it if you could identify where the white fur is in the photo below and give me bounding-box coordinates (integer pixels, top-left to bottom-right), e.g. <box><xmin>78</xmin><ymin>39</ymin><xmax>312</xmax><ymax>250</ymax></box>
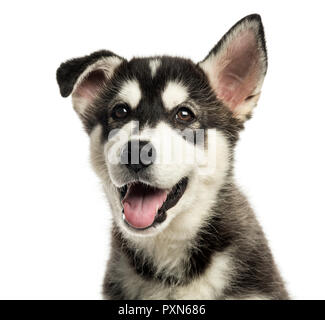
<box><xmin>110</xmin><ymin>250</ymin><xmax>232</xmax><ymax>299</ymax></box>
<box><xmin>72</xmin><ymin>56</ymin><xmax>122</xmax><ymax>114</ymax></box>
<box><xmin>173</xmin><ymin>253</ymin><xmax>232</xmax><ymax>299</ymax></box>
<box><xmin>118</xmin><ymin>79</ymin><xmax>142</xmax><ymax>109</ymax></box>
<box><xmin>149</xmin><ymin>59</ymin><xmax>161</xmax><ymax>77</ymax></box>
<box><xmin>161</xmin><ymin>81</ymin><xmax>189</xmax><ymax>111</ymax></box>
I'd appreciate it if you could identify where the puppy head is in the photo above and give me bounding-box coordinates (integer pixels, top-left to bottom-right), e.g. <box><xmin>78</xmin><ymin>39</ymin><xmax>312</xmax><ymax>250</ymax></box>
<box><xmin>57</xmin><ymin>14</ymin><xmax>267</xmax><ymax>238</ymax></box>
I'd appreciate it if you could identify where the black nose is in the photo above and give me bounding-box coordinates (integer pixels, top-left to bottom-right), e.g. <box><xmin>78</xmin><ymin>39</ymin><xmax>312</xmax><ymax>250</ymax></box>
<box><xmin>120</xmin><ymin>140</ymin><xmax>156</xmax><ymax>173</ymax></box>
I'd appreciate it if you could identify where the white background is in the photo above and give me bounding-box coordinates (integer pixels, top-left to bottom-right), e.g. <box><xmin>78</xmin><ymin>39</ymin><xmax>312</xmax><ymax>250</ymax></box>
<box><xmin>0</xmin><ymin>0</ymin><xmax>324</xmax><ymax>300</ymax></box>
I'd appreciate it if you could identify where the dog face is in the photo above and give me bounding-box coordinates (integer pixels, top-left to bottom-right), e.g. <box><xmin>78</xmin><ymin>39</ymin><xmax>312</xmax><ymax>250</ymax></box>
<box><xmin>57</xmin><ymin>14</ymin><xmax>267</xmax><ymax>238</ymax></box>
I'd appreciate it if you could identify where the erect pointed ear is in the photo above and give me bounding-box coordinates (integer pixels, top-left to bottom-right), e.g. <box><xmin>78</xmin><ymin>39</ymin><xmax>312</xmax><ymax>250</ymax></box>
<box><xmin>56</xmin><ymin>50</ymin><xmax>125</xmax><ymax>115</ymax></box>
<box><xmin>199</xmin><ymin>14</ymin><xmax>267</xmax><ymax>121</ymax></box>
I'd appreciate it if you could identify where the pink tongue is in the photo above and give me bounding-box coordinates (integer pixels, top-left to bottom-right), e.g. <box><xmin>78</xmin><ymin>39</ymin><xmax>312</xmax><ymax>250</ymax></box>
<box><xmin>122</xmin><ymin>183</ymin><xmax>167</xmax><ymax>229</ymax></box>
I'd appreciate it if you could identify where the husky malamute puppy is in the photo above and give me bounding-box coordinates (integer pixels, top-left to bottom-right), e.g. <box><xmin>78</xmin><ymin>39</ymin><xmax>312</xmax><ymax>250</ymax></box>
<box><xmin>57</xmin><ymin>14</ymin><xmax>288</xmax><ymax>299</ymax></box>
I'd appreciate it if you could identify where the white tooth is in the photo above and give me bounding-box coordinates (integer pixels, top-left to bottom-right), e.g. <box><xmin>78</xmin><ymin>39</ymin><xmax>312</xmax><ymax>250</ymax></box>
<box><xmin>122</xmin><ymin>213</ymin><xmax>126</xmax><ymax>221</ymax></box>
<box><xmin>156</xmin><ymin>205</ymin><xmax>159</xmax><ymax>213</ymax></box>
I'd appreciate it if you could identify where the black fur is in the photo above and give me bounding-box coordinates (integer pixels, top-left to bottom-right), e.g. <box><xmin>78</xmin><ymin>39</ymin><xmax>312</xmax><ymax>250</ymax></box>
<box><xmin>102</xmin><ymin>277</ymin><xmax>126</xmax><ymax>300</ymax></box>
<box><xmin>56</xmin><ymin>50</ymin><xmax>123</xmax><ymax>97</ymax></box>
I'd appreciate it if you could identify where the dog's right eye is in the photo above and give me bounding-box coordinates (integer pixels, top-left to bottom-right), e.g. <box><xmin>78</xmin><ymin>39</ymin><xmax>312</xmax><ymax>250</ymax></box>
<box><xmin>112</xmin><ymin>103</ymin><xmax>130</xmax><ymax>120</ymax></box>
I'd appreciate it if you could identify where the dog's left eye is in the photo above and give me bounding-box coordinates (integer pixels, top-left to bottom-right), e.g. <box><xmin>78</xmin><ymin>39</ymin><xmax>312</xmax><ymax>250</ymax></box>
<box><xmin>175</xmin><ymin>106</ymin><xmax>195</xmax><ymax>123</ymax></box>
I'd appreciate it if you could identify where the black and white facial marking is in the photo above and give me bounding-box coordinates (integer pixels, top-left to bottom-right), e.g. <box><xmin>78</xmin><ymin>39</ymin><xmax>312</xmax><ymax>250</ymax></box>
<box><xmin>57</xmin><ymin>14</ymin><xmax>267</xmax><ymax>239</ymax></box>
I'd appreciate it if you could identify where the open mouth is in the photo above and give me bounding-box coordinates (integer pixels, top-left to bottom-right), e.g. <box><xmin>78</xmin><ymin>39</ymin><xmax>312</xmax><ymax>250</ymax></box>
<box><xmin>119</xmin><ymin>177</ymin><xmax>188</xmax><ymax>230</ymax></box>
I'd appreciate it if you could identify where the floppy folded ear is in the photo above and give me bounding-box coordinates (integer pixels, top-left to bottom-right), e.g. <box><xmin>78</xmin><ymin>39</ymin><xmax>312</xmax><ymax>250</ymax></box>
<box><xmin>56</xmin><ymin>50</ymin><xmax>124</xmax><ymax>115</ymax></box>
<box><xmin>199</xmin><ymin>14</ymin><xmax>267</xmax><ymax>121</ymax></box>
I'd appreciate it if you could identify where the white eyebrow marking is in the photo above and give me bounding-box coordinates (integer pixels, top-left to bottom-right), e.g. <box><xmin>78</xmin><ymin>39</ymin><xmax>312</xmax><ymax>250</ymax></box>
<box><xmin>149</xmin><ymin>59</ymin><xmax>161</xmax><ymax>78</ymax></box>
<box><xmin>118</xmin><ymin>79</ymin><xmax>142</xmax><ymax>109</ymax></box>
<box><xmin>161</xmin><ymin>81</ymin><xmax>189</xmax><ymax>110</ymax></box>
